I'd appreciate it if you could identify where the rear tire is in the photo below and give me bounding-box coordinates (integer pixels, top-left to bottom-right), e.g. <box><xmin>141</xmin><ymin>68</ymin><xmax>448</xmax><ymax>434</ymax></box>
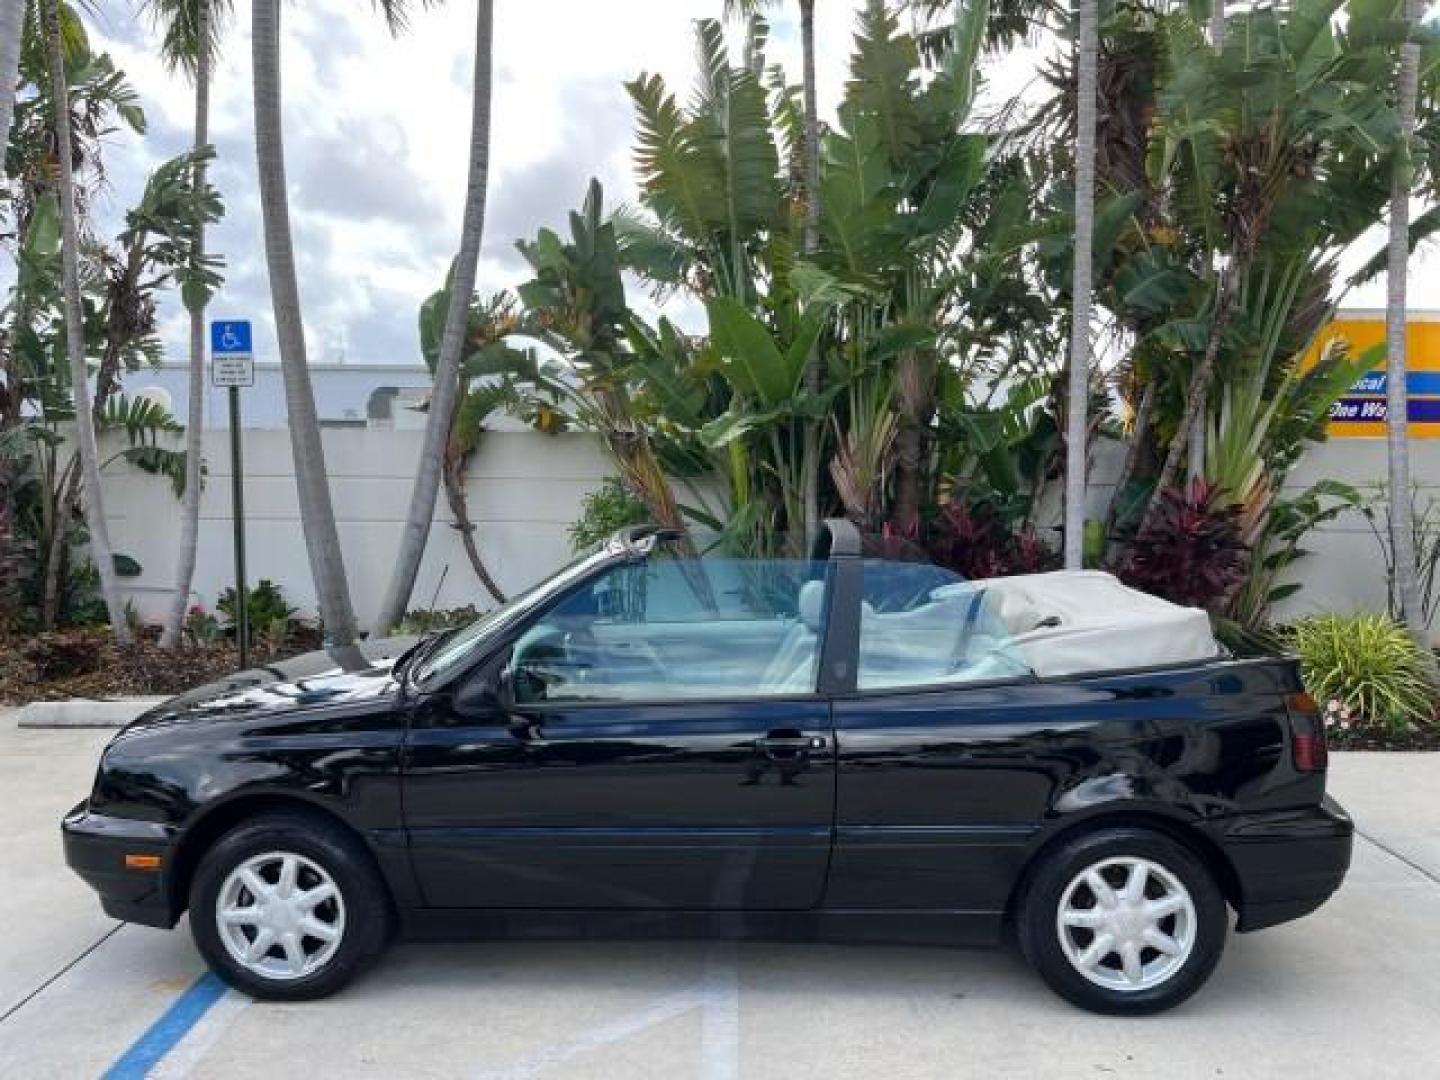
<box><xmin>189</xmin><ymin>812</ymin><xmax>391</xmax><ymax>1001</ymax></box>
<box><xmin>1017</xmin><ymin>827</ymin><xmax>1227</xmax><ymax>1016</ymax></box>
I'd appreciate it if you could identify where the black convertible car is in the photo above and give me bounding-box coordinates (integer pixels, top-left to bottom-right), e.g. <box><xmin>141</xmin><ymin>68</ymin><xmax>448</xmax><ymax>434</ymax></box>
<box><xmin>64</xmin><ymin>522</ymin><xmax>1352</xmax><ymax>1015</ymax></box>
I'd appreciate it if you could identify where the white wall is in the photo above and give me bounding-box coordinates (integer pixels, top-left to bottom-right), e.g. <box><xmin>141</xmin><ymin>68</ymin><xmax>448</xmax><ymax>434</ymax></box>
<box><xmin>105</xmin><ymin>426</ymin><xmax>616</xmax><ymax>629</ymax></box>
<box><xmin>1270</xmin><ymin>440</ymin><xmax>1440</xmax><ymax>632</ymax></box>
<box><xmin>100</xmin><ymin>424</ymin><xmax>1439</xmax><ymax>640</ymax></box>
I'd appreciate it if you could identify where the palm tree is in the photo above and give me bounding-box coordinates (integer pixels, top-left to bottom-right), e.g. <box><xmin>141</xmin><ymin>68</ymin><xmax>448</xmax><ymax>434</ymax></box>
<box><xmin>724</xmin><ymin>0</ymin><xmax>822</xmax><ymax>540</ymax></box>
<box><xmin>0</xmin><ymin>0</ymin><xmax>23</xmax><ymax>148</ymax></box>
<box><xmin>251</xmin><ymin>0</ymin><xmax>416</xmax><ymax>645</ymax></box>
<box><xmin>147</xmin><ymin>0</ymin><xmax>230</xmax><ymax>650</ymax></box>
<box><xmin>374</xmin><ymin>0</ymin><xmax>494</xmax><ymax>635</ymax></box>
<box><xmin>1387</xmin><ymin>0</ymin><xmax>1424</xmax><ymax>638</ymax></box>
<box><xmin>42</xmin><ymin>0</ymin><xmax>130</xmax><ymax>643</ymax></box>
<box><xmin>1063</xmin><ymin>0</ymin><xmax>1098</xmax><ymax>569</ymax></box>
<box><xmin>1189</xmin><ymin>0</ymin><xmax>1224</xmax><ymax>484</ymax></box>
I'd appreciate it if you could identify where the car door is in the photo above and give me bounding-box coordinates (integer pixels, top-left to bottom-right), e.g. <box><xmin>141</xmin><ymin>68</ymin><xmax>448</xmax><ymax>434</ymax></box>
<box><xmin>826</xmin><ymin>559</ymin><xmax>1057</xmax><ymax>918</ymax></box>
<box><xmin>403</xmin><ymin>554</ymin><xmax>838</xmax><ymax>911</ymax></box>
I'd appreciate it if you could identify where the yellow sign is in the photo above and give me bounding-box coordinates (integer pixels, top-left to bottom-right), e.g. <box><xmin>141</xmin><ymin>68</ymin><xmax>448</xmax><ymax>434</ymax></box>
<box><xmin>1305</xmin><ymin>315</ymin><xmax>1440</xmax><ymax>438</ymax></box>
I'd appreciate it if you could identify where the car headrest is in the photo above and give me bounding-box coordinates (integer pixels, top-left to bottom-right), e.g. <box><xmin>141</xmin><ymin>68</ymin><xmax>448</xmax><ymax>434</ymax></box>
<box><xmin>798</xmin><ymin>579</ymin><xmax>826</xmax><ymax>631</ymax></box>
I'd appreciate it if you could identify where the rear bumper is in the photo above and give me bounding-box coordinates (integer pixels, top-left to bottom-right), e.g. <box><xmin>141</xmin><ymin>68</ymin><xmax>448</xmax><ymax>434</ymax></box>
<box><xmin>62</xmin><ymin>802</ymin><xmax>181</xmax><ymax>929</ymax></box>
<box><xmin>1211</xmin><ymin>796</ymin><xmax>1354</xmax><ymax>932</ymax></box>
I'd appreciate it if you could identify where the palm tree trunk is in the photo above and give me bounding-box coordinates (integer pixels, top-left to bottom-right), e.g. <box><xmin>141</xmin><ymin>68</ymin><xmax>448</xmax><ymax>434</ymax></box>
<box><xmin>160</xmin><ymin>7</ymin><xmax>212</xmax><ymax>650</ymax></box>
<box><xmin>1063</xmin><ymin>0</ymin><xmax>1099</xmax><ymax>569</ymax></box>
<box><xmin>1104</xmin><ymin>379</ymin><xmax>1154</xmax><ymax>543</ymax></box>
<box><xmin>891</xmin><ymin>348</ymin><xmax>933</xmax><ymax>538</ymax></box>
<box><xmin>252</xmin><ymin>0</ymin><xmax>358</xmax><ymax>644</ymax></box>
<box><xmin>1387</xmin><ymin>0</ymin><xmax>1424</xmax><ymax>638</ymax></box>
<box><xmin>43</xmin><ymin>0</ymin><xmax>130</xmax><ymax>644</ymax></box>
<box><xmin>40</xmin><ymin>463</ymin><xmax>79</xmax><ymax>630</ymax></box>
<box><xmin>374</xmin><ymin>0</ymin><xmax>494</xmax><ymax>635</ymax></box>
<box><xmin>442</xmin><ymin>448</ymin><xmax>506</xmax><ymax>606</ymax></box>
<box><xmin>1188</xmin><ymin>0</ymin><xmax>1224</xmax><ymax>485</ymax></box>
<box><xmin>1143</xmin><ymin>264</ymin><xmax>1240</xmax><ymax>529</ymax></box>
<box><xmin>1208</xmin><ymin>0</ymin><xmax>1225</xmax><ymax>52</ymax></box>
<box><xmin>0</xmin><ymin>0</ymin><xmax>23</xmax><ymax>149</ymax></box>
<box><xmin>798</xmin><ymin>0</ymin><xmax>821</xmax><ymax>543</ymax></box>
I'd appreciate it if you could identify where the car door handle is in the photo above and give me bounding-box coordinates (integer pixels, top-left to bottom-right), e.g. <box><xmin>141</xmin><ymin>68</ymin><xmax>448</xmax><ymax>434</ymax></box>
<box><xmin>754</xmin><ymin>735</ymin><xmax>826</xmax><ymax>753</ymax></box>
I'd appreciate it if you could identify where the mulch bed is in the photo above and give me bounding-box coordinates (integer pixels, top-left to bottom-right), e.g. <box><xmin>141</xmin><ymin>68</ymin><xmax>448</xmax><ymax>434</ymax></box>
<box><xmin>1326</xmin><ymin>725</ymin><xmax>1440</xmax><ymax>752</ymax></box>
<box><xmin>0</xmin><ymin>628</ymin><xmax>301</xmax><ymax>705</ymax></box>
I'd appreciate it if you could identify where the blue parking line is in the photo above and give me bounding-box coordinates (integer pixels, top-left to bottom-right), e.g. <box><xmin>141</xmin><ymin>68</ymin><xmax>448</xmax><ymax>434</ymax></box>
<box><xmin>100</xmin><ymin>972</ymin><xmax>228</xmax><ymax>1080</ymax></box>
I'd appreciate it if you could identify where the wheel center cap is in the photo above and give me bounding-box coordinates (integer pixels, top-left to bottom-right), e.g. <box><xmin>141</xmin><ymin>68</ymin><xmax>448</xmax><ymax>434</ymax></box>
<box><xmin>1113</xmin><ymin>905</ymin><xmax>1144</xmax><ymax>939</ymax></box>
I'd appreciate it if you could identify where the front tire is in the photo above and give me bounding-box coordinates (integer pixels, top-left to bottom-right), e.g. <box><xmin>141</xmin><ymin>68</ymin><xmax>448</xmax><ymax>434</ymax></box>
<box><xmin>1017</xmin><ymin>827</ymin><xmax>1227</xmax><ymax>1016</ymax></box>
<box><xmin>189</xmin><ymin>813</ymin><xmax>391</xmax><ymax>1001</ymax></box>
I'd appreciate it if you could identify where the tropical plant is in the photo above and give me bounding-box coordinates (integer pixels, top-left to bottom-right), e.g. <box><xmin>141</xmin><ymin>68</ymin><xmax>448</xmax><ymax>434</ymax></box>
<box><xmin>376</xmin><ymin>0</ymin><xmax>496</xmax><ymax>634</ymax></box>
<box><xmin>182</xmin><ymin>603</ymin><xmax>222</xmax><ymax>646</ymax></box>
<box><xmin>723</xmin><ymin>0</ymin><xmax>824</xmax><ymax>538</ymax></box>
<box><xmin>3</xmin><ymin>131</ymin><xmax>218</xmax><ymax>632</ymax></box>
<box><xmin>12</xmin><ymin>394</ymin><xmax>186</xmax><ymax>630</ymax></box>
<box><xmin>1131</xmin><ymin>0</ymin><xmax>1402</xmax><ymax>536</ymax></box>
<box><xmin>411</xmin><ymin>284</ymin><xmax>538</xmax><ymax>606</ymax></box>
<box><xmin>570</xmin><ymin>477</ymin><xmax>651</xmax><ymax>553</ymax></box>
<box><xmin>217</xmin><ymin>578</ymin><xmax>294</xmax><ymax>649</ymax></box>
<box><xmin>1115</xmin><ymin>479</ymin><xmax>1248</xmax><ymax>612</ymax></box>
<box><xmin>1228</xmin><ymin>479</ymin><xmax>1360</xmax><ymax>633</ymax></box>
<box><xmin>928</xmin><ymin>496</ymin><xmax>1055</xmax><ymax>580</ymax></box>
<box><xmin>143</xmin><ymin>0</ymin><xmax>231</xmax><ymax>650</ymax></box>
<box><xmin>1290</xmin><ymin>612</ymin><xmax>1436</xmax><ymax>732</ymax></box>
<box><xmin>42</xmin><ymin>0</ymin><xmax>127</xmax><ymax>643</ymax></box>
<box><xmin>515</xmin><ymin>181</ymin><xmax>697</xmax><ymax>547</ymax></box>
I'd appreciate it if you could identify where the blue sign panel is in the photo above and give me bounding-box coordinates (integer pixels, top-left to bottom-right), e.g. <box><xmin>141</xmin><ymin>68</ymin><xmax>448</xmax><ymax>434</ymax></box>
<box><xmin>211</xmin><ymin>320</ymin><xmax>253</xmax><ymax>355</ymax></box>
<box><xmin>1329</xmin><ymin>369</ymin><xmax>1440</xmax><ymax>426</ymax></box>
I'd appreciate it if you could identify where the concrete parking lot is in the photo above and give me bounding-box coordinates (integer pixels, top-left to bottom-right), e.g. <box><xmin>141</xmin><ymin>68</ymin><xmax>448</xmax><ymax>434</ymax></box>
<box><xmin>1</xmin><ymin>716</ymin><xmax>1437</xmax><ymax>1080</ymax></box>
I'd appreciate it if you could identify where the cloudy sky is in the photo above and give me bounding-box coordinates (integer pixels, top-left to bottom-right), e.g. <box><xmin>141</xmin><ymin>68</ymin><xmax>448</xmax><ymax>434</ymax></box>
<box><xmin>68</xmin><ymin>0</ymin><xmax>1429</xmax><ymax>371</ymax></box>
<box><xmin>76</xmin><ymin>0</ymin><xmax>871</xmax><ymax>368</ymax></box>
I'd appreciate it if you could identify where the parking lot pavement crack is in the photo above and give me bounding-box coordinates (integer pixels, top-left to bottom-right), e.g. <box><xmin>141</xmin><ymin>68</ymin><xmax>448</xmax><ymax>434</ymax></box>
<box><xmin>0</xmin><ymin>924</ymin><xmax>124</xmax><ymax>1026</ymax></box>
<box><xmin>1356</xmin><ymin>828</ymin><xmax>1440</xmax><ymax>888</ymax></box>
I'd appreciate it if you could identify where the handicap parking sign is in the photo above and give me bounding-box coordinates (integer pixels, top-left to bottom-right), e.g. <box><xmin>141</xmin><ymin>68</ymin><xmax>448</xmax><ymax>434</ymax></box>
<box><xmin>210</xmin><ymin>320</ymin><xmax>254</xmax><ymax>387</ymax></box>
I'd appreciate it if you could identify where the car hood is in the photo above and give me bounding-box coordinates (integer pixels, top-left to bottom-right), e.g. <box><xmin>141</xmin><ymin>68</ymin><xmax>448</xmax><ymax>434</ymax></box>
<box><xmin>123</xmin><ymin>636</ymin><xmax>420</xmax><ymax>733</ymax></box>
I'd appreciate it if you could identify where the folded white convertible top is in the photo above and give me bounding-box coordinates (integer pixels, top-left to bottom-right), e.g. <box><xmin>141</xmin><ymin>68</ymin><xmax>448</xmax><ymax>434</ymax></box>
<box><xmin>940</xmin><ymin>570</ymin><xmax>1223</xmax><ymax>678</ymax></box>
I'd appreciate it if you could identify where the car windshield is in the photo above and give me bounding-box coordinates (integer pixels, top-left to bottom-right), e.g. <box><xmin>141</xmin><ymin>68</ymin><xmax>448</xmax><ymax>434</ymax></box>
<box><xmin>411</xmin><ymin>547</ymin><xmax>611</xmax><ymax>687</ymax></box>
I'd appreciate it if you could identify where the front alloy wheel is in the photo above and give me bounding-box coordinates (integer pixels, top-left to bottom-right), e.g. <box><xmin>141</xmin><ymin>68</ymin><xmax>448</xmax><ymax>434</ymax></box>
<box><xmin>216</xmin><ymin>851</ymin><xmax>347</xmax><ymax>981</ymax></box>
<box><xmin>190</xmin><ymin>812</ymin><xmax>391</xmax><ymax>1000</ymax></box>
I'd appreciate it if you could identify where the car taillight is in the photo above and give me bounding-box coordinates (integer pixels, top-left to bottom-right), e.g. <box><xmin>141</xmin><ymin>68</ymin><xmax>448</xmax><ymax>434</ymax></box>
<box><xmin>1285</xmin><ymin>692</ymin><xmax>1328</xmax><ymax>772</ymax></box>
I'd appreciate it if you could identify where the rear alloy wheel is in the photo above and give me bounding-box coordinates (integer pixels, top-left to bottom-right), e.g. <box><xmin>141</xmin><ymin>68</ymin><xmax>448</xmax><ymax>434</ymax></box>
<box><xmin>190</xmin><ymin>813</ymin><xmax>391</xmax><ymax>1000</ymax></box>
<box><xmin>1018</xmin><ymin>828</ymin><xmax>1227</xmax><ymax>1015</ymax></box>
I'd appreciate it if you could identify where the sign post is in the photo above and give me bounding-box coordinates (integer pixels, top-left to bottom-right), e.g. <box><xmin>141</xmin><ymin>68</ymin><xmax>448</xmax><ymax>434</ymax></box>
<box><xmin>211</xmin><ymin>320</ymin><xmax>255</xmax><ymax>669</ymax></box>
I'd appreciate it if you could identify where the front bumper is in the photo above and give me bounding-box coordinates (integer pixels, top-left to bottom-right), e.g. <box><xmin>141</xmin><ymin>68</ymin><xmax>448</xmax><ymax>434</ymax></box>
<box><xmin>1212</xmin><ymin>795</ymin><xmax>1354</xmax><ymax>932</ymax></box>
<box><xmin>62</xmin><ymin>802</ymin><xmax>181</xmax><ymax>929</ymax></box>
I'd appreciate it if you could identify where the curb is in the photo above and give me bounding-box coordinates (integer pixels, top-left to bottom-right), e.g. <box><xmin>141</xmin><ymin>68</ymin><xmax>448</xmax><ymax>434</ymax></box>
<box><xmin>14</xmin><ymin>698</ymin><xmax>168</xmax><ymax>729</ymax></box>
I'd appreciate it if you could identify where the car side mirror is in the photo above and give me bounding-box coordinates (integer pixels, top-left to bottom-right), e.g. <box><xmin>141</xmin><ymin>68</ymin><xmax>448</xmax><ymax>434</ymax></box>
<box><xmin>452</xmin><ymin>663</ymin><xmax>509</xmax><ymax>721</ymax></box>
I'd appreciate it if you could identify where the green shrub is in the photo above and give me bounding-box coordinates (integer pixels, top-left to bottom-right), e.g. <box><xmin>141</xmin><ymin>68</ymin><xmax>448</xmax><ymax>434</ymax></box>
<box><xmin>569</xmin><ymin>477</ymin><xmax>650</xmax><ymax>552</ymax></box>
<box><xmin>397</xmin><ymin>606</ymin><xmax>481</xmax><ymax>635</ymax></box>
<box><xmin>217</xmin><ymin>579</ymin><xmax>297</xmax><ymax>649</ymax></box>
<box><xmin>1289</xmin><ymin>613</ymin><xmax>1436</xmax><ymax>732</ymax></box>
